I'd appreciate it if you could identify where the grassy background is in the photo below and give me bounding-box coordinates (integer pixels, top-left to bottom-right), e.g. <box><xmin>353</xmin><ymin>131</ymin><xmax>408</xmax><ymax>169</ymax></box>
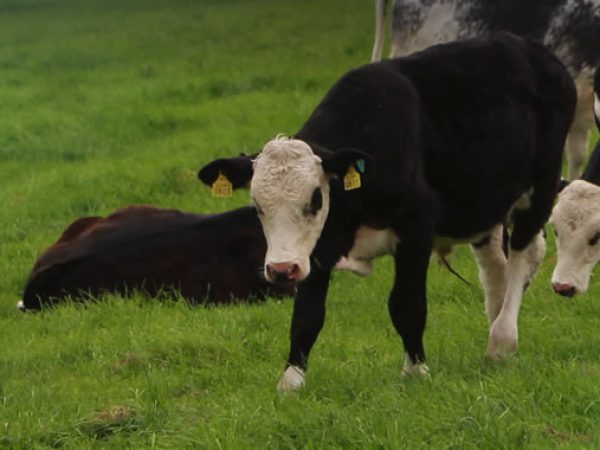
<box><xmin>1</xmin><ymin>0</ymin><xmax>600</xmax><ymax>448</ymax></box>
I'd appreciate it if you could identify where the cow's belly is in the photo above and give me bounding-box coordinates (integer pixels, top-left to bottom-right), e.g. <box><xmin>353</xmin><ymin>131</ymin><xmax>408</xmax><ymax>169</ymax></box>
<box><xmin>436</xmin><ymin>187</ymin><xmax>534</xmax><ymax>249</ymax></box>
<box><xmin>334</xmin><ymin>227</ymin><xmax>399</xmax><ymax>276</ymax></box>
<box><xmin>433</xmin><ymin>232</ymin><xmax>491</xmax><ymax>257</ymax></box>
<box><xmin>333</xmin><ymin>189</ymin><xmax>532</xmax><ymax>276</ymax></box>
<box><xmin>334</xmin><ymin>226</ymin><xmax>496</xmax><ymax>276</ymax></box>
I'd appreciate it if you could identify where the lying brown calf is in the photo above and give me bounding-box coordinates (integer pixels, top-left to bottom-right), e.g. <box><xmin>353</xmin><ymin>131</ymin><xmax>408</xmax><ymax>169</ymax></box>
<box><xmin>19</xmin><ymin>205</ymin><xmax>294</xmax><ymax>310</ymax></box>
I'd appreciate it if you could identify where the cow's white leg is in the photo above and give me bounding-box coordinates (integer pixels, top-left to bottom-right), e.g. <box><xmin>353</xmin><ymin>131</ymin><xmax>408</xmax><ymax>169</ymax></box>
<box><xmin>371</xmin><ymin>0</ymin><xmax>387</xmax><ymax>62</ymax></box>
<box><xmin>277</xmin><ymin>365</ymin><xmax>306</xmax><ymax>392</ymax></box>
<box><xmin>567</xmin><ymin>71</ymin><xmax>594</xmax><ymax>180</ymax></box>
<box><xmin>487</xmin><ymin>232</ymin><xmax>546</xmax><ymax>360</ymax></box>
<box><xmin>471</xmin><ymin>224</ymin><xmax>507</xmax><ymax>324</ymax></box>
<box><xmin>566</xmin><ymin>124</ymin><xmax>589</xmax><ymax>181</ymax></box>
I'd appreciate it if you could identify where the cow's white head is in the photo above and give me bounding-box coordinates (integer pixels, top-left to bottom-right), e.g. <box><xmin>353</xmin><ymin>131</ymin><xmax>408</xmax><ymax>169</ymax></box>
<box><xmin>198</xmin><ymin>136</ymin><xmax>371</xmax><ymax>283</ymax></box>
<box><xmin>550</xmin><ymin>179</ymin><xmax>600</xmax><ymax>297</ymax></box>
<box><xmin>251</xmin><ymin>138</ymin><xmax>330</xmax><ymax>283</ymax></box>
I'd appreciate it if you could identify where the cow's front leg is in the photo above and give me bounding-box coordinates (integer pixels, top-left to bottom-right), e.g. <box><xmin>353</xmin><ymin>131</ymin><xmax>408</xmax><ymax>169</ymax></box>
<box><xmin>277</xmin><ymin>268</ymin><xmax>331</xmax><ymax>391</ymax></box>
<box><xmin>389</xmin><ymin>230</ymin><xmax>432</xmax><ymax>377</ymax></box>
<box><xmin>566</xmin><ymin>74</ymin><xmax>593</xmax><ymax>180</ymax></box>
<box><xmin>471</xmin><ymin>224</ymin><xmax>507</xmax><ymax>324</ymax></box>
<box><xmin>566</xmin><ymin>122</ymin><xmax>589</xmax><ymax>181</ymax></box>
<box><xmin>487</xmin><ymin>231</ymin><xmax>546</xmax><ymax>360</ymax></box>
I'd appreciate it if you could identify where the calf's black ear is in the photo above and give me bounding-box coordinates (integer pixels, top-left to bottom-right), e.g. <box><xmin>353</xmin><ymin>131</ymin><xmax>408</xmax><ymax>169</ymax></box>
<box><xmin>198</xmin><ymin>156</ymin><xmax>254</xmax><ymax>189</ymax></box>
<box><xmin>307</xmin><ymin>142</ymin><xmax>373</xmax><ymax>181</ymax></box>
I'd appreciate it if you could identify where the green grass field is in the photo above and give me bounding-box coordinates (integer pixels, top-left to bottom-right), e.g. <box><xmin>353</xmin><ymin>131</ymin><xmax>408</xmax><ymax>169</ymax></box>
<box><xmin>2</xmin><ymin>0</ymin><xmax>600</xmax><ymax>448</ymax></box>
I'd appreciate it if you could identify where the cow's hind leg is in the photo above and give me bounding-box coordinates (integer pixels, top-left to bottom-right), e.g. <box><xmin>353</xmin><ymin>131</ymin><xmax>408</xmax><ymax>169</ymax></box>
<box><xmin>277</xmin><ymin>268</ymin><xmax>331</xmax><ymax>391</ymax></box>
<box><xmin>487</xmin><ymin>102</ymin><xmax>569</xmax><ymax>360</ymax></box>
<box><xmin>471</xmin><ymin>224</ymin><xmax>507</xmax><ymax>325</ymax></box>
<box><xmin>487</xmin><ymin>230</ymin><xmax>545</xmax><ymax>360</ymax></box>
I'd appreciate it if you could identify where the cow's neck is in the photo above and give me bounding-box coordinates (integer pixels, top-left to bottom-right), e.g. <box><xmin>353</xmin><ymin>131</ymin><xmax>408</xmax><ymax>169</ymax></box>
<box><xmin>309</xmin><ymin>182</ymin><xmax>364</xmax><ymax>271</ymax></box>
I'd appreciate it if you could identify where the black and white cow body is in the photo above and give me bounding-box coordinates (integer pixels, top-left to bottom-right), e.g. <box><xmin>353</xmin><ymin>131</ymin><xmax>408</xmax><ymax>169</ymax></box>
<box><xmin>372</xmin><ymin>0</ymin><xmax>600</xmax><ymax>180</ymax></box>
<box><xmin>200</xmin><ymin>34</ymin><xmax>576</xmax><ymax>390</ymax></box>
<box><xmin>551</xmin><ymin>64</ymin><xmax>600</xmax><ymax>297</ymax></box>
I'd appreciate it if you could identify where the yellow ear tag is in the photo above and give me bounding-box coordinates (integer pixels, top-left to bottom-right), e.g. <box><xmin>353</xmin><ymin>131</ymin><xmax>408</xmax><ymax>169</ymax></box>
<box><xmin>211</xmin><ymin>173</ymin><xmax>233</xmax><ymax>198</ymax></box>
<box><xmin>343</xmin><ymin>165</ymin><xmax>361</xmax><ymax>191</ymax></box>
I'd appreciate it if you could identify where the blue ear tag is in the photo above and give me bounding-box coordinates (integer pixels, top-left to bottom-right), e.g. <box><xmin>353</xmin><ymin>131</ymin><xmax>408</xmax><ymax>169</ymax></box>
<box><xmin>355</xmin><ymin>159</ymin><xmax>366</xmax><ymax>174</ymax></box>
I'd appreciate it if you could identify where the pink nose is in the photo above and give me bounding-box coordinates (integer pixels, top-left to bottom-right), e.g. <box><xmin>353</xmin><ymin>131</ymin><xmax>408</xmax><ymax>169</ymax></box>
<box><xmin>266</xmin><ymin>262</ymin><xmax>301</xmax><ymax>283</ymax></box>
<box><xmin>552</xmin><ymin>282</ymin><xmax>577</xmax><ymax>297</ymax></box>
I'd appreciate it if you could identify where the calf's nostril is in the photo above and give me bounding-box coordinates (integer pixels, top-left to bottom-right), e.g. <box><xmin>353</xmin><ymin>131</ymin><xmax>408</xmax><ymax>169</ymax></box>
<box><xmin>287</xmin><ymin>264</ymin><xmax>300</xmax><ymax>278</ymax></box>
<box><xmin>562</xmin><ymin>286</ymin><xmax>576</xmax><ymax>297</ymax></box>
<box><xmin>552</xmin><ymin>282</ymin><xmax>577</xmax><ymax>297</ymax></box>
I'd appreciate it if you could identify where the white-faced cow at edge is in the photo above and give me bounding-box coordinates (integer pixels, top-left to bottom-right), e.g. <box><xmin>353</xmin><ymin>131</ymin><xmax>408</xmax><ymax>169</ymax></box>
<box><xmin>372</xmin><ymin>0</ymin><xmax>600</xmax><ymax>180</ymax></box>
<box><xmin>551</xmin><ymin>65</ymin><xmax>600</xmax><ymax>297</ymax></box>
<box><xmin>199</xmin><ymin>34</ymin><xmax>576</xmax><ymax>391</ymax></box>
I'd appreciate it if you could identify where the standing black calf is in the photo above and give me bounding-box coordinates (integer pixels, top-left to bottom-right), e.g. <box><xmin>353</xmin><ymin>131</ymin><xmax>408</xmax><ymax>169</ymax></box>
<box><xmin>200</xmin><ymin>33</ymin><xmax>576</xmax><ymax>390</ymax></box>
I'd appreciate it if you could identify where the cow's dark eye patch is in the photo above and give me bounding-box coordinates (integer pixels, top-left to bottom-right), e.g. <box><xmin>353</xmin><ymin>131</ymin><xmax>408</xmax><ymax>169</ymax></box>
<box><xmin>589</xmin><ymin>231</ymin><xmax>600</xmax><ymax>246</ymax></box>
<box><xmin>304</xmin><ymin>188</ymin><xmax>322</xmax><ymax>216</ymax></box>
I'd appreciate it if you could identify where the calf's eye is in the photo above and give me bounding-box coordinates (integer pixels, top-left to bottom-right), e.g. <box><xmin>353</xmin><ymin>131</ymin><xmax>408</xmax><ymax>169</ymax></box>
<box><xmin>589</xmin><ymin>231</ymin><xmax>600</xmax><ymax>246</ymax></box>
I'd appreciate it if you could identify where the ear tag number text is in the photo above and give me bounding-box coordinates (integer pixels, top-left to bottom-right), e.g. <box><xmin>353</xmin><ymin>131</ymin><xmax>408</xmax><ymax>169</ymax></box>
<box><xmin>211</xmin><ymin>173</ymin><xmax>233</xmax><ymax>198</ymax></box>
<box><xmin>344</xmin><ymin>165</ymin><xmax>361</xmax><ymax>191</ymax></box>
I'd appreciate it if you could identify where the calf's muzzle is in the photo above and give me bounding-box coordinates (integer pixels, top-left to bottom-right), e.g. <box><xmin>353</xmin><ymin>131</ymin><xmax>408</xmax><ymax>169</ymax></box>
<box><xmin>266</xmin><ymin>262</ymin><xmax>301</xmax><ymax>283</ymax></box>
<box><xmin>552</xmin><ymin>282</ymin><xmax>577</xmax><ymax>297</ymax></box>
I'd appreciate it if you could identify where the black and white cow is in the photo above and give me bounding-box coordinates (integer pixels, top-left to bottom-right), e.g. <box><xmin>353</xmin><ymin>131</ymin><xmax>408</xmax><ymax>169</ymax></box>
<box><xmin>372</xmin><ymin>0</ymin><xmax>600</xmax><ymax>180</ymax></box>
<box><xmin>551</xmin><ymin>65</ymin><xmax>600</xmax><ymax>297</ymax></box>
<box><xmin>199</xmin><ymin>33</ymin><xmax>576</xmax><ymax>390</ymax></box>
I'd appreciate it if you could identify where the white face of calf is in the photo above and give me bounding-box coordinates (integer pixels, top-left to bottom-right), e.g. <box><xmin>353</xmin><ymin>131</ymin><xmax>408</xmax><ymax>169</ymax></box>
<box><xmin>251</xmin><ymin>138</ymin><xmax>330</xmax><ymax>283</ymax></box>
<box><xmin>551</xmin><ymin>180</ymin><xmax>600</xmax><ymax>296</ymax></box>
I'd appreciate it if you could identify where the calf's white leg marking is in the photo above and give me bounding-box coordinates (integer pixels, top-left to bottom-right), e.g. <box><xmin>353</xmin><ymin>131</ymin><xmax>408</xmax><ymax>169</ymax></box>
<box><xmin>401</xmin><ymin>352</ymin><xmax>431</xmax><ymax>378</ymax></box>
<box><xmin>471</xmin><ymin>225</ymin><xmax>507</xmax><ymax>324</ymax></box>
<box><xmin>487</xmin><ymin>231</ymin><xmax>546</xmax><ymax>360</ymax></box>
<box><xmin>277</xmin><ymin>365</ymin><xmax>305</xmax><ymax>392</ymax></box>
